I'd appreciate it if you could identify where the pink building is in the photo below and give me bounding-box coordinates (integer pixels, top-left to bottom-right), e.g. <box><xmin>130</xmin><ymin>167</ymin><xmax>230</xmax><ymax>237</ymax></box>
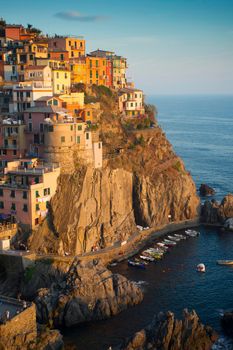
<box><xmin>0</xmin><ymin>159</ymin><xmax>60</xmax><ymax>229</ymax></box>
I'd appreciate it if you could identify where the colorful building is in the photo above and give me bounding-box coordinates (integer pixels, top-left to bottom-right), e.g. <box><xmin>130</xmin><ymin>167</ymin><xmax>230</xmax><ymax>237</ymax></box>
<box><xmin>86</xmin><ymin>56</ymin><xmax>107</xmax><ymax>86</ymax></box>
<box><xmin>48</xmin><ymin>36</ymin><xmax>85</xmax><ymax>59</ymax></box>
<box><xmin>0</xmin><ymin>158</ymin><xmax>60</xmax><ymax>228</ymax></box>
<box><xmin>118</xmin><ymin>88</ymin><xmax>144</xmax><ymax>116</ymax></box>
<box><xmin>70</xmin><ymin>58</ymin><xmax>87</xmax><ymax>85</ymax></box>
<box><xmin>51</xmin><ymin>68</ymin><xmax>71</xmax><ymax>94</ymax></box>
<box><xmin>0</xmin><ymin>118</ymin><xmax>26</xmax><ymax>161</ymax></box>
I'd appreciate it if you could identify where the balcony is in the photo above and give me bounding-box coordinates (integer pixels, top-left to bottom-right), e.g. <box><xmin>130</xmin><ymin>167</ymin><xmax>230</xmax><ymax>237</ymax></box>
<box><xmin>1</xmin><ymin>144</ymin><xmax>18</xmax><ymax>150</ymax></box>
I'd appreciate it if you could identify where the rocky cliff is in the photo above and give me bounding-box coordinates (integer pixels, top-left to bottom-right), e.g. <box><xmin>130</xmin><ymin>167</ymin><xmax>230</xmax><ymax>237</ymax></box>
<box><xmin>118</xmin><ymin>309</ymin><xmax>218</xmax><ymax>350</ymax></box>
<box><xmin>29</xmin><ymin>114</ymin><xmax>199</xmax><ymax>255</ymax></box>
<box><xmin>201</xmin><ymin>194</ymin><xmax>233</xmax><ymax>224</ymax></box>
<box><xmin>34</xmin><ymin>259</ymin><xmax>143</xmax><ymax>327</ymax></box>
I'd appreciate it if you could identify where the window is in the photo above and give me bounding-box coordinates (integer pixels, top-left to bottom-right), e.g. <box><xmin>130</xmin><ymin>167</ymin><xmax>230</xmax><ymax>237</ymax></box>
<box><xmin>23</xmin><ymin>204</ymin><xmax>28</xmax><ymax>212</ymax></box>
<box><xmin>40</xmin><ymin>123</ymin><xmax>44</xmax><ymax>132</ymax></box>
<box><xmin>0</xmin><ymin>189</ymin><xmax>3</xmax><ymax>197</ymax></box>
<box><xmin>0</xmin><ymin>201</ymin><xmax>4</xmax><ymax>209</ymax></box>
<box><xmin>70</xmin><ymin>125</ymin><xmax>73</xmax><ymax>131</ymax></box>
<box><xmin>98</xmin><ymin>142</ymin><xmax>102</xmax><ymax>149</ymax></box>
<box><xmin>71</xmin><ymin>136</ymin><xmax>73</xmax><ymax>142</ymax></box>
<box><xmin>26</xmin><ymin>92</ymin><xmax>30</xmax><ymax>98</ymax></box>
<box><xmin>69</xmin><ymin>41</ymin><xmax>71</xmax><ymax>46</ymax></box>
<box><xmin>56</xmin><ymin>72</ymin><xmax>59</xmax><ymax>79</ymax></box>
<box><xmin>35</xmin><ymin>218</ymin><xmax>39</xmax><ymax>225</ymax></box>
<box><xmin>96</xmin><ymin>71</ymin><xmax>99</xmax><ymax>79</ymax></box>
<box><xmin>61</xmin><ymin>136</ymin><xmax>65</xmax><ymax>143</ymax></box>
<box><xmin>87</xmin><ymin>111</ymin><xmax>90</xmax><ymax>117</ymax></box>
<box><xmin>86</xmin><ymin>133</ymin><xmax>89</xmax><ymax>140</ymax></box>
<box><xmin>48</xmin><ymin>125</ymin><xmax>54</xmax><ymax>132</ymax></box>
<box><xmin>10</xmin><ymin>190</ymin><xmax>15</xmax><ymax>198</ymax></box>
<box><xmin>78</xmin><ymin>125</ymin><xmax>82</xmax><ymax>131</ymax></box>
<box><xmin>57</xmin><ymin>84</ymin><xmax>59</xmax><ymax>91</ymax></box>
<box><xmin>13</xmin><ymin>150</ymin><xmax>17</xmax><ymax>156</ymax></box>
<box><xmin>77</xmin><ymin>136</ymin><xmax>80</xmax><ymax>144</ymax></box>
<box><xmin>96</xmin><ymin>60</ymin><xmax>98</xmax><ymax>67</ymax></box>
<box><xmin>65</xmin><ymin>73</ymin><xmax>67</xmax><ymax>79</ymax></box>
<box><xmin>35</xmin><ymin>190</ymin><xmax>40</xmax><ymax>198</ymax></box>
<box><xmin>23</xmin><ymin>191</ymin><xmax>27</xmax><ymax>199</ymax></box>
<box><xmin>28</xmin><ymin>122</ymin><xmax>32</xmax><ymax>132</ymax></box>
<box><xmin>35</xmin><ymin>177</ymin><xmax>39</xmax><ymax>184</ymax></box>
<box><xmin>35</xmin><ymin>203</ymin><xmax>40</xmax><ymax>211</ymax></box>
<box><xmin>11</xmin><ymin>203</ymin><xmax>16</xmax><ymax>211</ymax></box>
<box><xmin>29</xmin><ymin>113</ymin><xmax>32</xmax><ymax>119</ymax></box>
<box><xmin>60</xmin><ymin>54</ymin><xmax>64</xmax><ymax>60</ymax></box>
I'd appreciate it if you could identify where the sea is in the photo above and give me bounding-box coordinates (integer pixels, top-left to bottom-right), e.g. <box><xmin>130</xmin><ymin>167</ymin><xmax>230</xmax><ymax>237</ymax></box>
<box><xmin>64</xmin><ymin>95</ymin><xmax>233</xmax><ymax>350</ymax></box>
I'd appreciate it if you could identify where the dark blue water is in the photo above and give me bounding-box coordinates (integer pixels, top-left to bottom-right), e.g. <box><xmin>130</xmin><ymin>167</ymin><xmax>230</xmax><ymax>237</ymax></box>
<box><xmin>64</xmin><ymin>95</ymin><xmax>233</xmax><ymax>349</ymax></box>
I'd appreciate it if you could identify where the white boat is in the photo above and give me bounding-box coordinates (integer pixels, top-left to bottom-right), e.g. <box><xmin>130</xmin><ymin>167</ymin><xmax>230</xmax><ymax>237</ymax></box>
<box><xmin>174</xmin><ymin>234</ymin><xmax>186</xmax><ymax>239</ymax></box>
<box><xmin>168</xmin><ymin>235</ymin><xmax>180</xmax><ymax>242</ymax></box>
<box><xmin>163</xmin><ymin>239</ymin><xmax>177</xmax><ymax>245</ymax></box>
<box><xmin>197</xmin><ymin>263</ymin><xmax>206</xmax><ymax>272</ymax></box>
<box><xmin>140</xmin><ymin>255</ymin><xmax>154</xmax><ymax>262</ymax></box>
<box><xmin>217</xmin><ymin>260</ymin><xmax>233</xmax><ymax>266</ymax></box>
<box><xmin>156</xmin><ymin>243</ymin><xmax>168</xmax><ymax>251</ymax></box>
<box><xmin>185</xmin><ymin>230</ymin><xmax>199</xmax><ymax>237</ymax></box>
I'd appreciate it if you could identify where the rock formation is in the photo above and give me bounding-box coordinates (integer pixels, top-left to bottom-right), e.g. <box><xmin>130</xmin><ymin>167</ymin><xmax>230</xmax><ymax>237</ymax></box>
<box><xmin>118</xmin><ymin>309</ymin><xmax>218</xmax><ymax>350</ymax></box>
<box><xmin>201</xmin><ymin>194</ymin><xmax>233</xmax><ymax>225</ymax></box>
<box><xmin>199</xmin><ymin>184</ymin><xmax>215</xmax><ymax>196</ymax></box>
<box><xmin>34</xmin><ymin>259</ymin><xmax>143</xmax><ymax>327</ymax></box>
<box><xmin>221</xmin><ymin>311</ymin><xmax>233</xmax><ymax>337</ymax></box>
<box><xmin>29</xmin><ymin>121</ymin><xmax>200</xmax><ymax>255</ymax></box>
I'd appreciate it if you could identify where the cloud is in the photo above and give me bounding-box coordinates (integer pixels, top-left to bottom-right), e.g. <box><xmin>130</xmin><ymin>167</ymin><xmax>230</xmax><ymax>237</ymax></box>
<box><xmin>54</xmin><ymin>11</ymin><xmax>108</xmax><ymax>22</ymax></box>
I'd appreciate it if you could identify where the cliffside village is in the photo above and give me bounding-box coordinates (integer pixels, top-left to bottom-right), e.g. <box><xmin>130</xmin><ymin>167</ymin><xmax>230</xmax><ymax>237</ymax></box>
<box><xmin>0</xmin><ymin>22</ymin><xmax>145</xmax><ymax>236</ymax></box>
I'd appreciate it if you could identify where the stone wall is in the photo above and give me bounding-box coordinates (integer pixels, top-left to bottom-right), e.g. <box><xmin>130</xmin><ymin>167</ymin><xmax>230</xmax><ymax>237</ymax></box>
<box><xmin>0</xmin><ymin>303</ymin><xmax>37</xmax><ymax>343</ymax></box>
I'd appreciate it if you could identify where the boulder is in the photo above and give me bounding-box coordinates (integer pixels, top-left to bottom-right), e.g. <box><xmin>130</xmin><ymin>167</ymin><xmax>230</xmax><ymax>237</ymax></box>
<box><xmin>202</xmin><ymin>194</ymin><xmax>233</xmax><ymax>224</ymax></box>
<box><xmin>221</xmin><ymin>311</ymin><xmax>233</xmax><ymax>337</ymax></box>
<box><xmin>199</xmin><ymin>184</ymin><xmax>215</xmax><ymax>196</ymax></box>
<box><xmin>119</xmin><ymin>309</ymin><xmax>218</xmax><ymax>350</ymax></box>
<box><xmin>35</xmin><ymin>259</ymin><xmax>143</xmax><ymax>327</ymax></box>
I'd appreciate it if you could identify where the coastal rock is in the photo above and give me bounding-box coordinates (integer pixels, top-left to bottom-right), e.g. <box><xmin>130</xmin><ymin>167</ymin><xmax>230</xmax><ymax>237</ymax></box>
<box><xmin>199</xmin><ymin>184</ymin><xmax>215</xmax><ymax>196</ymax></box>
<box><xmin>118</xmin><ymin>309</ymin><xmax>218</xmax><ymax>350</ymax></box>
<box><xmin>201</xmin><ymin>194</ymin><xmax>233</xmax><ymax>224</ymax></box>
<box><xmin>224</xmin><ymin>218</ymin><xmax>233</xmax><ymax>231</ymax></box>
<box><xmin>221</xmin><ymin>312</ymin><xmax>233</xmax><ymax>337</ymax></box>
<box><xmin>29</xmin><ymin>124</ymin><xmax>199</xmax><ymax>255</ymax></box>
<box><xmin>35</xmin><ymin>259</ymin><xmax>143</xmax><ymax>327</ymax></box>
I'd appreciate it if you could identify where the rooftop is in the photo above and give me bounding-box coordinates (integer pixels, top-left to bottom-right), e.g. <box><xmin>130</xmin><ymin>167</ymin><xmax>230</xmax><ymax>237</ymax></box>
<box><xmin>25</xmin><ymin>65</ymin><xmax>49</xmax><ymax>70</ymax></box>
<box><xmin>24</xmin><ymin>106</ymin><xmax>68</xmax><ymax>114</ymax></box>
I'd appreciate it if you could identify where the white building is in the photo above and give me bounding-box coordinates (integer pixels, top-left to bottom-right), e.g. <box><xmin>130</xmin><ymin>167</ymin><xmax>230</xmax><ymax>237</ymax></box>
<box><xmin>118</xmin><ymin>88</ymin><xmax>144</xmax><ymax>117</ymax></box>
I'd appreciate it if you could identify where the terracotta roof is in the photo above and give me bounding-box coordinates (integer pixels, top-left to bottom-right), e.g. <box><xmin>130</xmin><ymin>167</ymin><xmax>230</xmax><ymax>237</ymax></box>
<box><xmin>24</xmin><ymin>106</ymin><xmax>68</xmax><ymax>113</ymax></box>
<box><xmin>25</xmin><ymin>65</ymin><xmax>49</xmax><ymax>70</ymax></box>
<box><xmin>35</xmin><ymin>96</ymin><xmax>62</xmax><ymax>102</ymax></box>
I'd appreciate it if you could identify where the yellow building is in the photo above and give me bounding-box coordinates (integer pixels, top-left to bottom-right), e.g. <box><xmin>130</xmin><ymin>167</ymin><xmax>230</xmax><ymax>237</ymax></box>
<box><xmin>86</xmin><ymin>56</ymin><xmax>107</xmax><ymax>86</ymax></box>
<box><xmin>70</xmin><ymin>58</ymin><xmax>87</xmax><ymax>85</ymax></box>
<box><xmin>48</xmin><ymin>36</ymin><xmax>85</xmax><ymax>59</ymax></box>
<box><xmin>52</xmin><ymin>68</ymin><xmax>71</xmax><ymax>94</ymax></box>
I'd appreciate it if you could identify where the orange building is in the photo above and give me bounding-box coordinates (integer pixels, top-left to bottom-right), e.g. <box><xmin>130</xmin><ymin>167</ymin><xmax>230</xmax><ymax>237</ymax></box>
<box><xmin>48</xmin><ymin>36</ymin><xmax>85</xmax><ymax>59</ymax></box>
<box><xmin>5</xmin><ymin>25</ymin><xmax>36</xmax><ymax>41</ymax></box>
<box><xmin>70</xmin><ymin>58</ymin><xmax>87</xmax><ymax>85</ymax></box>
<box><xmin>86</xmin><ymin>56</ymin><xmax>107</xmax><ymax>86</ymax></box>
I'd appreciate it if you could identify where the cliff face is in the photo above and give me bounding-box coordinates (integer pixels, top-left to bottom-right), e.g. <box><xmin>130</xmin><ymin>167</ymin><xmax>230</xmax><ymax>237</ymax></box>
<box><xmin>119</xmin><ymin>309</ymin><xmax>218</xmax><ymax>350</ymax></box>
<box><xmin>29</xmin><ymin>119</ymin><xmax>199</xmax><ymax>255</ymax></box>
<box><xmin>35</xmin><ymin>259</ymin><xmax>143</xmax><ymax>327</ymax></box>
<box><xmin>202</xmin><ymin>194</ymin><xmax>233</xmax><ymax>224</ymax></box>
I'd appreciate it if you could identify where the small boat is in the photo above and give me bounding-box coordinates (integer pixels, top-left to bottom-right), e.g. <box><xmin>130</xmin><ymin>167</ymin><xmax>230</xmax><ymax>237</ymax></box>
<box><xmin>128</xmin><ymin>260</ymin><xmax>146</xmax><ymax>269</ymax></box>
<box><xmin>163</xmin><ymin>239</ymin><xmax>177</xmax><ymax>245</ymax></box>
<box><xmin>174</xmin><ymin>234</ymin><xmax>186</xmax><ymax>239</ymax></box>
<box><xmin>140</xmin><ymin>255</ymin><xmax>154</xmax><ymax>262</ymax></box>
<box><xmin>168</xmin><ymin>235</ymin><xmax>180</xmax><ymax>242</ymax></box>
<box><xmin>197</xmin><ymin>263</ymin><xmax>206</xmax><ymax>272</ymax></box>
<box><xmin>156</xmin><ymin>243</ymin><xmax>169</xmax><ymax>250</ymax></box>
<box><xmin>217</xmin><ymin>260</ymin><xmax>233</xmax><ymax>266</ymax></box>
<box><xmin>185</xmin><ymin>229</ymin><xmax>200</xmax><ymax>237</ymax></box>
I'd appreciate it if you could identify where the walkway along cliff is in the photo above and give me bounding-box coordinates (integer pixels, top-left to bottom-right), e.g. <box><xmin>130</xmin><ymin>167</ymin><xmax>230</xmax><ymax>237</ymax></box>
<box><xmin>29</xmin><ymin>92</ymin><xmax>200</xmax><ymax>256</ymax></box>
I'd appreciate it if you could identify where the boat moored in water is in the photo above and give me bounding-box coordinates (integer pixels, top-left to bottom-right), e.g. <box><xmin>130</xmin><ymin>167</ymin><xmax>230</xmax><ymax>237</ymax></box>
<box><xmin>197</xmin><ymin>263</ymin><xmax>206</xmax><ymax>272</ymax></box>
<box><xmin>128</xmin><ymin>260</ymin><xmax>146</xmax><ymax>269</ymax></box>
<box><xmin>217</xmin><ymin>260</ymin><xmax>233</xmax><ymax>266</ymax></box>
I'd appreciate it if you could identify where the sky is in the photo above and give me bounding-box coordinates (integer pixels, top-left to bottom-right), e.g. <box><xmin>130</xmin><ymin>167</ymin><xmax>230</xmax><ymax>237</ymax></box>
<box><xmin>1</xmin><ymin>0</ymin><xmax>233</xmax><ymax>95</ymax></box>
